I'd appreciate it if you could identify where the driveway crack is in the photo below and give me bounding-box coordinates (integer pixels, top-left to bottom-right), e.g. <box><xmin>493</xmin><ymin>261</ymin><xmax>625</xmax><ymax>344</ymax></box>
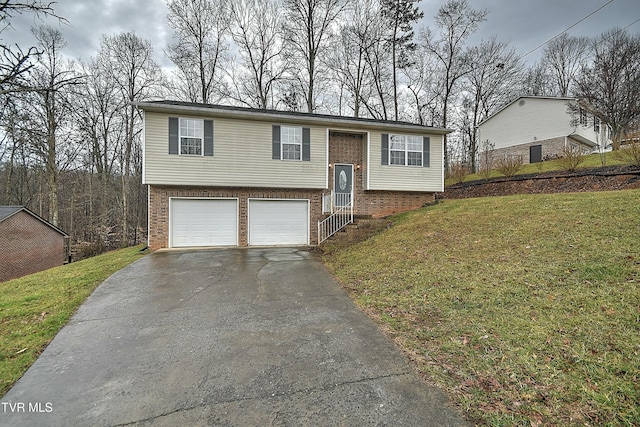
<box><xmin>113</xmin><ymin>371</ymin><xmax>413</xmax><ymax>426</ymax></box>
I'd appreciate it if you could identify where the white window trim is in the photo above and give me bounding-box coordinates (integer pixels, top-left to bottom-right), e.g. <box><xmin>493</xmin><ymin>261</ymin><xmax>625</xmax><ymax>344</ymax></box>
<box><xmin>389</xmin><ymin>134</ymin><xmax>423</xmax><ymax>167</ymax></box>
<box><xmin>281</xmin><ymin>125</ymin><xmax>302</xmax><ymax>161</ymax></box>
<box><xmin>179</xmin><ymin>117</ymin><xmax>204</xmax><ymax>156</ymax></box>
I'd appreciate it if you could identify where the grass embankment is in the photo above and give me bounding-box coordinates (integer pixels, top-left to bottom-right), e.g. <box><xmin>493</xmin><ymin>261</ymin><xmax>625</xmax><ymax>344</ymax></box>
<box><xmin>324</xmin><ymin>190</ymin><xmax>640</xmax><ymax>426</ymax></box>
<box><xmin>0</xmin><ymin>245</ymin><xmax>147</xmax><ymax>396</ymax></box>
<box><xmin>446</xmin><ymin>152</ymin><xmax>629</xmax><ymax>186</ymax></box>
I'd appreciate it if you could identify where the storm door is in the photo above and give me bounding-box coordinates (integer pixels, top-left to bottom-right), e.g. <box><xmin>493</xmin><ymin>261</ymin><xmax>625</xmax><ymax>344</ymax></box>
<box><xmin>333</xmin><ymin>164</ymin><xmax>353</xmax><ymax>207</ymax></box>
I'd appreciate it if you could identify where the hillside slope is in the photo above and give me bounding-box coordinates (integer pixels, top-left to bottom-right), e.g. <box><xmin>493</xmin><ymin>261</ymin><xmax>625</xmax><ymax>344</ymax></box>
<box><xmin>324</xmin><ymin>190</ymin><xmax>640</xmax><ymax>426</ymax></box>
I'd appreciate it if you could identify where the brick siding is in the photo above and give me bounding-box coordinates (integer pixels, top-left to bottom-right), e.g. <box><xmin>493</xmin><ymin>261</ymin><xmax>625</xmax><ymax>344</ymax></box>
<box><xmin>0</xmin><ymin>211</ymin><xmax>66</xmax><ymax>282</ymax></box>
<box><xmin>489</xmin><ymin>136</ymin><xmax>591</xmax><ymax>166</ymax></box>
<box><xmin>148</xmin><ymin>186</ymin><xmax>324</xmax><ymax>250</ymax></box>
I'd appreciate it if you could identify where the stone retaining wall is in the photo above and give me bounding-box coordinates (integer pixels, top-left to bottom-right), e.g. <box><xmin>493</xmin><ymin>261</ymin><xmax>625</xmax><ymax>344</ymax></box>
<box><xmin>440</xmin><ymin>166</ymin><xmax>640</xmax><ymax>199</ymax></box>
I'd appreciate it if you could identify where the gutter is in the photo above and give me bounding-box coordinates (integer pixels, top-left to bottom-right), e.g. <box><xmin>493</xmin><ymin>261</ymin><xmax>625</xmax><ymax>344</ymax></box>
<box><xmin>133</xmin><ymin>101</ymin><xmax>454</xmax><ymax>135</ymax></box>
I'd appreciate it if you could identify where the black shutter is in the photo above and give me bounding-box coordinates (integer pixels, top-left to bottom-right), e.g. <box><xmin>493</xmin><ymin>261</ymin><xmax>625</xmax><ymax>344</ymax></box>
<box><xmin>422</xmin><ymin>136</ymin><xmax>430</xmax><ymax>167</ymax></box>
<box><xmin>302</xmin><ymin>127</ymin><xmax>310</xmax><ymax>161</ymax></box>
<box><xmin>272</xmin><ymin>125</ymin><xmax>281</xmax><ymax>159</ymax></box>
<box><xmin>204</xmin><ymin>120</ymin><xmax>213</xmax><ymax>156</ymax></box>
<box><xmin>381</xmin><ymin>134</ymin><xmax>389</xmax><ymax>165</ymax></box>
<box><xmin>169</xmin><ymin>117</ymin><xmax>179</xmax><ymax>155</ymax></box>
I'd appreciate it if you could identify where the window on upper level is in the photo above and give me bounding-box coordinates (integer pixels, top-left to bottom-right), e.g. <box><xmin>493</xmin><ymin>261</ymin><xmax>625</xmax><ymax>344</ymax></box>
<box><xmin>281</xmin><ymin>126</ymin><xmax>302</xmax><ymax>161</ymax></box>
<box><xmin>594</xmin><ymin>116</ymin><xmax>600</xmax><ymax>132</ymax></box>
<box><xmin>168</xmin><ymin>117</ymin><xmax>213</xmax><ymax>156</ymax></box>
<box><xmin>179</xmin><ymin>118</ymin><xmax>203</xmax><ymax>155</ymax></box>
<box><xmin>381</xmin><ymin>134</ymin><xmax>430</xmax><ymax>167</ymax></box>
<box><xmin>389</xmin><ymin>134</ymin><xmax>423</xmax><ymax>166</ymax></box>
<box><xmin>579</xmin><ymin>108</ymin><xmax>588</xmax><ymax>126</ymax></box>
<box><xmin>271</xmin><ymin>125</ymin><xmax>310</xmax><ymax>161</ymax></box>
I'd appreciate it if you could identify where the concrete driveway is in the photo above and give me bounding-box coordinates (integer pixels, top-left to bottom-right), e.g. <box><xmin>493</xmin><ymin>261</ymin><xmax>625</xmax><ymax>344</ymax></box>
<box><xmin>2</xmin><ymin>248</ymin><xmax>467</xmax><ymax>426</ymax></box>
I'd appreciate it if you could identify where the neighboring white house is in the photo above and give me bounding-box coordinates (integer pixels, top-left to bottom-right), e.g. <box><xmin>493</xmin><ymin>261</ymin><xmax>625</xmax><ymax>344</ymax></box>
<box><xmin>477</xmin><ymin>96</ymin><xmax>611</xmax><ymax>165</ymax></box>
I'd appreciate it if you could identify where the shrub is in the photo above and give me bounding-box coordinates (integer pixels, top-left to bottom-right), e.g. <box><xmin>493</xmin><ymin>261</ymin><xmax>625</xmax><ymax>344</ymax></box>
<box><xmin>450</xmin><ymin>163</ymin><xmax>470</xmax><ymax>184</ymax></box>
<box><xmin>558</xmin><ymin>144</ymin><xmax>587</xmax><ymax>171</ymax></box>
<box><xmin>613</xmin><ymin>137</ymin><xmax>640</xmax><ymax>166</ymax></box>
<box><xmin>496</xmin><ymin>155</ymin><xmax>523</xmax><ymax>177</ymax></box>
<box><xmin>478</xmin><ymin>140</ymin><xmax>495</xmax><ymax>180</ymax></box>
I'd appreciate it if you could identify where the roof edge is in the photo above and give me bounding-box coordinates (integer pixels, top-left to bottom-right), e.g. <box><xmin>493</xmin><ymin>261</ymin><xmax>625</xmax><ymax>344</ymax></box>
<box><xmin>133</xmin><ymin>100</ymin><xmax>454</xmax><ymax>135</ymax></box>
<box><xmin>479</xmin><ymin>96</ymin><xmax>579</xmax><ymax>127</ymax></box>
<box><xmin>0</xmin><ymin>206</ymin><xmax>69</xmax><ymax>237</ymax></box>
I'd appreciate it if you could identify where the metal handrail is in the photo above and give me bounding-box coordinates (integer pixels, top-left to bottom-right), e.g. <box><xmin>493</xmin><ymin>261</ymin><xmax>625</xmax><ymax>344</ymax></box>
<box><xmin>318</xmin><ymin>191</ymin><xmax>353</xmax><ymax>243</ymax></box>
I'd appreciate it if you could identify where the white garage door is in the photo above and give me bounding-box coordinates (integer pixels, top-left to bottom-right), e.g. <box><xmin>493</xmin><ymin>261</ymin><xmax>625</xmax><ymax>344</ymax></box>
<box><xmin>248</xmin><ymin>199</ymin><xmax>309</xmax><ymax>246</ymax></box>
<box><xmin>170</xmin><ymin>198</ymin><xmax>238</xmax><ymax>247</ymax></box>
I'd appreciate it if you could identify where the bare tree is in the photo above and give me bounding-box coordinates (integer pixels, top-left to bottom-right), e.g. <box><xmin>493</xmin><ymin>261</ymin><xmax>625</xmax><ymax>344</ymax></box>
<box><xmin>282</xmin><ymin>0</ymin><xmax>346</xmax><ymax>113</ymax></box>
<box><xmin>74</xmin><ymin>56</ymin><xmax>123</xmax><ymax>243</ymax></box>
<box><xmin>421</xmin><ymin>0</ymin><xmax>487</xmax><ymax>168</ymax></box>
<box><xmin>99</xmin><ymin>32</ymin><xmax>162</xmax><ymax>246</ymax></box>
<box><xmin>0</xmin><ymin>1</ymin><xmax>63</xmax><ymax>94</ymax></box>
<box><xmin>228</xmin><ymin>0</ymin><xmax>285</xmax><ymax>109</ymax></box>
<box><xmin>460</xmin><ymin>37</ymin><xmax>522</xmax><ymax>171</ymax></box>
<box><xmin>541</xmin><ymin>33</ymin><xmax>589</xmax><ymax>97</ymax></box>
<box><xmin>573</xmin><ymin>29</ymin><xmax>640</xmax><ymax>149</ymax></box>
<box><xmin>361</xmin><ymin>22</ymin><xmax>394</xmax><ymax>120</ymax></box>
<box><xmin>18</xmin><ymin>26</ymin><xmax>82</xmax><ymax>226</ymax></box>
<box><xmin>402</xmin><ymin>46</ymin><xmax>440</xmax><ymax>125</ymax></box>
<box><xmin>380</xmin><ymin>0</ymin><xmax>423</xmax><ymax>121</ymax></box>
<box><xmin>520</xmin><ymin>61</ymin><xmax>554</xmax><ymax>96</ymax></box>
<box><xmin>327</xmin><ymin>0</ymin><xmax>382</xmax><ymax>117</ymax></box>
<box><xmin>0</xmin><ymin>98</ymin><xmax>37</xmax><ymax>205</ymax></box>
<box><xmin>165</xmin><ymin>0</ymin><xmax>229</xmax><ymax>104</ymax></box>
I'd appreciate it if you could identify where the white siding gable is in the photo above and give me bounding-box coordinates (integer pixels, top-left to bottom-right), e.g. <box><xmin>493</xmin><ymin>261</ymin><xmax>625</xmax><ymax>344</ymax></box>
<box><xmin>478</xmin><ymin>97</ymin><xmax>603</xmax><ymax>149</ymax></box>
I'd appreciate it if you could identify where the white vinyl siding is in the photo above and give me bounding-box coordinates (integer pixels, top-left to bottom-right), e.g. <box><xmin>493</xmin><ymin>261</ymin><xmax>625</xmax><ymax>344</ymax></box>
<box><xmin>248</xmin><ymin>199</ymin><xmax>309</xmax><ymax>246</ymax></box>
<box><xmin>144</xmin><ymin>113</ymin><xmax>326</xmax><ymax>188</ymax></box>
<box><xmin>368</xmin><ymin>131</ymin><xmax>443</xmax><ymax>192</ymax></box>
<box><xmin>478</xmin><ymin>98</ymin><xmax>604</xmax><ymax>150</ymax></box>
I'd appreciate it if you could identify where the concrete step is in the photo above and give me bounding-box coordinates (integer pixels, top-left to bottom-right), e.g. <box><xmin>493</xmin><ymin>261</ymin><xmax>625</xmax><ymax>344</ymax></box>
<box><xmin>320</xmin><ymin>218</ymin><xmax>392</xmax><ymax>250</ymax></box>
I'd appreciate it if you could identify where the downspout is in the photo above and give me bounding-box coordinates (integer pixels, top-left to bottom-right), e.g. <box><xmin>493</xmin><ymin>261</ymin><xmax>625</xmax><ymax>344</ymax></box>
<box><xmin>476</xmin><ymin>125</ymin><xmax>480</xmax><ymax>172</ymax></box>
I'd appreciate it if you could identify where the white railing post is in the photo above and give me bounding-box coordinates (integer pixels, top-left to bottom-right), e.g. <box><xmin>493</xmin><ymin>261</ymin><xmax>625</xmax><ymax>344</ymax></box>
<box><xmin>318</xmin><ymin>191</ymin><xmax>354</xmax><ymax>244</ymax></box>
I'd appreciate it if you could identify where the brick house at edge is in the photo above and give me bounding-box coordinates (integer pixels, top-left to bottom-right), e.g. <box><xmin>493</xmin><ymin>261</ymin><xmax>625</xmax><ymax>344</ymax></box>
<box><xmin>0</xmin><ymin>206</ymin><xmax>69</xmax><ymax>282</ymax></box>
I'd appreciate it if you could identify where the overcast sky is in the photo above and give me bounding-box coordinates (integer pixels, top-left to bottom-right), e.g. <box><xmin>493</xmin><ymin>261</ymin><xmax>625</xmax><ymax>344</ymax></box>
<box><xmin>3</xmin><ymin>0</ymin><xmax>639</xmax><ymax>69</ymax></box>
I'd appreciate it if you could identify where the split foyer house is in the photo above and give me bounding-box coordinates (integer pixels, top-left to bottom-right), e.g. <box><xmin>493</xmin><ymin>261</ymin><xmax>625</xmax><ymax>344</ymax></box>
<box><xmin>0</xmin><ymin>206</ymin><xmax>69</xmax><ymax>282</ymax></box>
<box><xmin>136</xmin><ymin>101</ymin><xmax>450</xmax><ymax>250</ymax></box>
<box><xmin>477</xmin><ymin>96</ymin><xmax>611</xmax><ymax>165</ymax></box>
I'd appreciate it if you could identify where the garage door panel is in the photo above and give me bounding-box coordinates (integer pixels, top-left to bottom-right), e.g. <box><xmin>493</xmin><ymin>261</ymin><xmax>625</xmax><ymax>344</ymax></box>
<box><xmin>171</xmin><ymin>199</ymin><xmax>238</xmax><ymax>247</ymax></box>
<box><xmin>249</xmin><ymin>200</ymin><xmax>309</xmax><ymax>246</ymax></box>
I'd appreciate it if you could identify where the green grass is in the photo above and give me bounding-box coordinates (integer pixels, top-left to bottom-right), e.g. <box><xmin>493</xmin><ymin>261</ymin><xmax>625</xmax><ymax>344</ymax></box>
<box><xmin>323</xmin><ymin>190</ymin><xmax>640</xmax><ymax>426</ymax></box>
<box><xmin>446</xmin><ymin>151</ymin><xmax>629</xmax><ymax>186</ymax></box>
<box><xmin>0</xmin><ymin>245</ymin><xmax>147</xmax><ymax>396</ymax></box>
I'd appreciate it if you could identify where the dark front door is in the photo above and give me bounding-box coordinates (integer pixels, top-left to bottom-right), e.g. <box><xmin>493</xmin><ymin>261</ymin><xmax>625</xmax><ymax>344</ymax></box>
<box><xmin>530</xmin><ymin>145</ymin><xmax>542</xmax><ymax>163</ymax></box>
<box><xmin>334</xmin><ymin>164</ymin><xmax>353</xmax><ymax>207</ymax></box>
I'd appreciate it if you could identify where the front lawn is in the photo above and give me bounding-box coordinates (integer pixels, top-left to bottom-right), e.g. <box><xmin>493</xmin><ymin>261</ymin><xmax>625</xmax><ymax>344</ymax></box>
<box><xmin>324</xmin><ymin>190</ymin><xmax>640</xmax><ymax>425</ymax></box>
<box><xmin>0</xmin><ymin>245</ymin><xmax>147</xmax><ymax>396</ymax></box>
